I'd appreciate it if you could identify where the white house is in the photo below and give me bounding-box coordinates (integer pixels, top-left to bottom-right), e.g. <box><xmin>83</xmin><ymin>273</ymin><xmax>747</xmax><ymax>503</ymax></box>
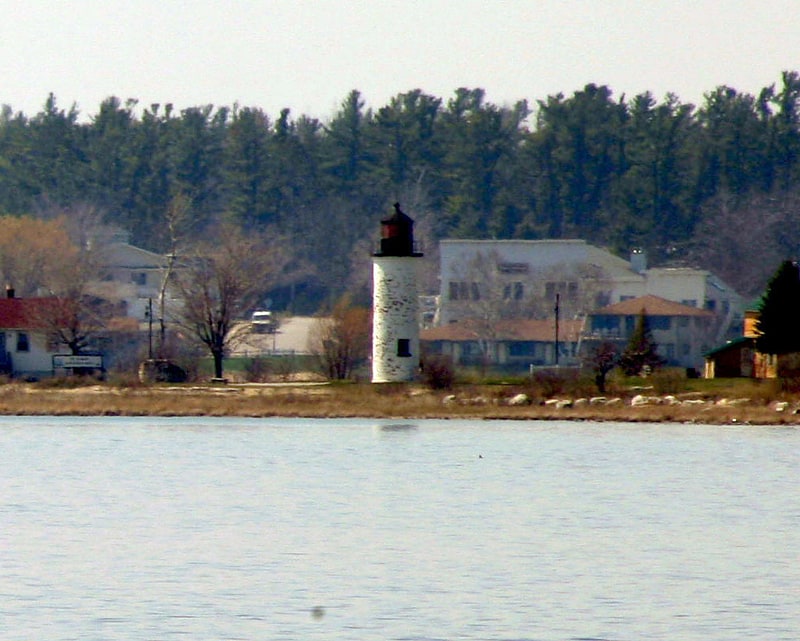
<box><xmin>88</xmin><ymin>240</ymin><xmax>178</xmax><ymax>322</ymax></box>
<box><xmin>436</xmin><ymin>239</ymin><xmax>743</xmax><ymax>343</ymax></box>
<box><xmin>0</xmin><ymin>295</ymin><xmax>68</xmax><ymax>379</ymax></box>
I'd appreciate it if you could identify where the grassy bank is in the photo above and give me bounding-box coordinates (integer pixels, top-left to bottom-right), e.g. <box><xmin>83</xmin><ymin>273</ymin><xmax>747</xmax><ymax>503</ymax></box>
<box><xmin>0</xmin><ymin>377</ymin><xmax>798</xmax><ymax>425</ymax></box>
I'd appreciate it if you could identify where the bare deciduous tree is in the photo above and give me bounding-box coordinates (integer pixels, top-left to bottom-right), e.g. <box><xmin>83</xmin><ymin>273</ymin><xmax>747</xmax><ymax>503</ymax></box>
<box><xmin>583</xmin><ymin>340</ymin><xmax>618</xmax><ymax>393</ymax></box>
<box><xmin>171</xmin><ymin>222</ymin><xmax>281</xmax><ymax>380</ymax></box>
<box><xmin>688</xmin><ymin>188</ymin><xmax>800</xmax><ymax>297</ymax></box>
<box><xmin>156</xmin><ymin>193</ymin><xmax>195</xmax><ymax>356</ymax></box>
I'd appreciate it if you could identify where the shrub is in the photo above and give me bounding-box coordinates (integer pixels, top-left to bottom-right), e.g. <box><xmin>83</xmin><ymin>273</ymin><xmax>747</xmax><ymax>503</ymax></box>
<box><xmin>651</xmin><ymin>368</ymin><xmax>686</xmax><ymax>395</ymax></box>
<box><xmin>529</xmin><ymin>368</ymin><xmax>568</xmax><ymax>399</ymax></box>
<box><xmin>421</xmin><ymin>354</ymin><xmax>455</xmax><ymax>390</ymax></box>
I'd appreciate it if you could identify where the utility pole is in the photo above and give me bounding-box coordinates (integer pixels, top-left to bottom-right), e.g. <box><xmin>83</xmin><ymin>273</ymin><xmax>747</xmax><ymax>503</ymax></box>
<box><xmin>147</xmin><ymin>298</ymin><xmax>153</xmax><ymax>359</ymax></box>
<box><xmin>554</xmin><ymin>293</ymin><xmax>560</xmax><ymax>366</ymax></box>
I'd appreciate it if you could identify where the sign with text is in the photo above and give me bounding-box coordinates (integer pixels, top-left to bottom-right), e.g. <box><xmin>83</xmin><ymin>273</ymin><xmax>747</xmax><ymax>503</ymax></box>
<box><xmin>53</xmin><ymin>354</ymin><xmax>104</xmax><ymax>369</ymax></box>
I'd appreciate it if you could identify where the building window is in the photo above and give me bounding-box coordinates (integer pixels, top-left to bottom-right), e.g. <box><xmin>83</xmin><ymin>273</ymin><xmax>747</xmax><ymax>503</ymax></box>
<box><xmin>508</xmin><ymin>342</ymin><xmax>536</xmax><ymax>357</ymax></box>
<box><xmin>497</xmin><ymin>262</ymin><xmax>529</xmax><ymax>274</ymax></box>
<box><xmin>545</xmin><ymin>281</ymin><xmax>578</xmax><ymax>300</ymax></box>
<box><xmin>16</xmin><ymin>332</ymin><xmax>29</xmax><ymax>352</ymax></box>
<box><xmin>449</xmin><ymin>281</ymin><xmax>480</xmax><ymax>301</ymax></box>
<box><xmin>449</xmin><ymin>281</ymin><xmax>459</xmax><ymax>300</ymax></box>
<box><xmin>397</xmin><ymin>339</ymin><xmax>411</xmax><ymax>358</ymax></box>
<box><xmin>462</xmin><ymin>342</ymin><xmax>482</xmax><ymax>356</ymax></box>
<box><xmin>681</xmin><ymin>299</ymin><xmax>697</xmax><ymax>307</ymax></box>
<box><xmin>650</xmin><ymin>316</ymin><xmax>671</xmax><ymax>330</ymax></box>
<box><xmin>131</xmin><ymin>272</ymin><xmax>147</xmax><ymax>286</ymax></box>
<box><xmin>665</xmin><ymin>343</ymin><xmax>675</xmax><ymax>359</ymax></box>
<box><xmin>503</xmin><ymin>282</ymin><xmax>524</xmax><ymax>300</ymax></box>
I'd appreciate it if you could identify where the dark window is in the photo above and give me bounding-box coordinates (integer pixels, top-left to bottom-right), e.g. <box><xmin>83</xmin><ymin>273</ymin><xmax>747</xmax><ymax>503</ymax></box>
<box><xmin>449</xmin><ymin>281</ymin><xmax>460</xmax><ymax>300</ymax></box>
<box><xmin>131</xmin><ymin>272</ymin><xmax>147</xmax><ymax>286</ymax></box>
<box><xmin>497</xmin><ymin>262</ymin><xmax>529</xmax><ymax>274</ymax></box>
<box><xmin>470</xmin><ymin>282</ymin><xmax>480</xmax><ymax>301</ymax></box>
<box><xmin>508</xmin><ymin>342</ymin><xmax>536</xmax><ymax>357</ymax></box>
<box><xmin>650</xmin><ymin>316</ymin><xmax>671</xmax><ymax>330</ymax></box>
<box><xmin>503</xmin><ymin>282</ymin><xmax>524</xmax><ymax>300</ymax></box>
<box><xmin>16</xmin><ymin>332</ymin><xmax>29</xmax><ymax>352</ymax></box>
<box><xmin>397</xmin><ymin>339</ymin><xmax>411</xmax><ymax>357</ymax></box>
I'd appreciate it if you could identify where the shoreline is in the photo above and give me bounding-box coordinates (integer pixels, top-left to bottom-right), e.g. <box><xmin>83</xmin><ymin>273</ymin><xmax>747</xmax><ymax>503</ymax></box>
<box><xmin>0</xmin><ymin>382</ymin><xmax>798</xmax><ymax>425</ymax></box>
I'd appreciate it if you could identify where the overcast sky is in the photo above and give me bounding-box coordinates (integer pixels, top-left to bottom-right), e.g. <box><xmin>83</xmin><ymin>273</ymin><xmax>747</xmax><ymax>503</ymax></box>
<box><xmin>1</xmin><ymin>0</ymin><xmax>797</xmax><ymax>121</ymax></box>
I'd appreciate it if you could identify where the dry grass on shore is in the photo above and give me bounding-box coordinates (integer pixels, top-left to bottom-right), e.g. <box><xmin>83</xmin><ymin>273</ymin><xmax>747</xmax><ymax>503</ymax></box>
<box><xmin>0</xmin><ymin>379</ymin><xmax>797</xmax><ymax>425</ymax></box>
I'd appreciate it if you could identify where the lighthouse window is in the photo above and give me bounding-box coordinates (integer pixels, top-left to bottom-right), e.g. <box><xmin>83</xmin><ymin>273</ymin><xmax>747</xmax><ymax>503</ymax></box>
<box><xmin>397</xmin><ymin>339</ymin><xmax>411</xmax><ymax>357</ymax></box>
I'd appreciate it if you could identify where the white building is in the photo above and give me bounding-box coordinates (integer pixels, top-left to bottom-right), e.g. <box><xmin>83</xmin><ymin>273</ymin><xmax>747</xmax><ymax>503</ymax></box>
<box><xmin>437</xmin><ymin>239</ymin><xmax>743</xmax><ymax>344</ymax></box>
<box><xmin>94</xmin><ymin>241</ymin><xmax>172</xmax><ymax>320</ymax></box>
<box><xmin>0</xmin><ymin>295</ymin><xmax>74</xmax><ymax>379</ymax></box>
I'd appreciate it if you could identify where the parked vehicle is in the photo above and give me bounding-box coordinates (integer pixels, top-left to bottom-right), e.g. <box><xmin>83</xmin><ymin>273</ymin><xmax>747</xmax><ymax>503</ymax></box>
<box><xmin>251</xmin><ymin>311</ymin><xmax>278</xmax><ymax>334</ymax></box>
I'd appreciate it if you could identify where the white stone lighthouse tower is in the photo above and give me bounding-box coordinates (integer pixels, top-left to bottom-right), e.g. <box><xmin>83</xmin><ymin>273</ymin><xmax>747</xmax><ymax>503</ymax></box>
<box><xmin>372</xmin><ymin>203</ymin><xmax>423</xmax><ymax>383</ymax></box>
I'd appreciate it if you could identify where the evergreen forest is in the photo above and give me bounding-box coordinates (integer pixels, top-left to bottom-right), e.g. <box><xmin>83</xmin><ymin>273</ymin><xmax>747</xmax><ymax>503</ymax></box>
<box><xmin>2</xmin><ymin>71</ymin><xmax>800</xmax><ymax>312</ymax></box>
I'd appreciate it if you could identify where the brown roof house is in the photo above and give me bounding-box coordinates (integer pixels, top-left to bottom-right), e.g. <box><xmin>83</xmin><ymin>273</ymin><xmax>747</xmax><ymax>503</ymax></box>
<box><xmin>584</xmin><ymin>294</ymin><xmax>714</xmax><ymax>372</ymax></box>
<box><xmin>421</xmin><ymin>318</ymin><xmax>585</xmax><ymax>372</ymax></box>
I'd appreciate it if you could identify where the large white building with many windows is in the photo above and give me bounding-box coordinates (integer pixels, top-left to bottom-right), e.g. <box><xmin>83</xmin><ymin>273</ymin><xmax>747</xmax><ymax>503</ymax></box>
<box><xmin>436</xmin><ymin>239</ymin><xmax>743</xmax><ymax>348</ymax></box>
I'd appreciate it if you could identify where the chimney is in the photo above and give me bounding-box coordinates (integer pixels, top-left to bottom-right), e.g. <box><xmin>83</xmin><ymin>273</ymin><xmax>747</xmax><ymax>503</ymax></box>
<box><xmin>6</xmin><ymin>285</ymin><xmax>14</xmax><ymax>299</ymax></box>
<box><xmin>630</xmin><ymin>248</ymin><xmax>647</xmax><ymax>274</ymax></box>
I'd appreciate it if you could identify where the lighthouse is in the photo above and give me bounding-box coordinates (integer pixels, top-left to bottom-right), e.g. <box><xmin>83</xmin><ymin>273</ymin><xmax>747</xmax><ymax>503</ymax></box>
<box><xmin>372</xmin><ymin>203</ymin><xmax>423</xmax><ymax>383</ymax></box>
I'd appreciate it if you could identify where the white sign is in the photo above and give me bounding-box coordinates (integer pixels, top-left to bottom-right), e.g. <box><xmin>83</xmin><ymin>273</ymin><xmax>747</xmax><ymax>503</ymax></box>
<box><xmin>53</xmin><ymin>354</ymin><xmax>104</xmax><ymax>369</ymax></box>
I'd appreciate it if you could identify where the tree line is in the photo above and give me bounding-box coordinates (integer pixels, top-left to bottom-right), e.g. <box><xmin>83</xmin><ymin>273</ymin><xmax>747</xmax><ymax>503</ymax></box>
<box><xmin>2</xmin><ymin>72</ymin><xmax>800</xmax><ymax>309</ymax></box>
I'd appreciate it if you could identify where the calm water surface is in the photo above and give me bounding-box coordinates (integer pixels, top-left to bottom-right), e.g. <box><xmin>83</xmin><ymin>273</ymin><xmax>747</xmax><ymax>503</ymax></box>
<box><xmin>1</xmin><ymin>417</ymin><xmax>798</xmax><ymax>640</ymax></box>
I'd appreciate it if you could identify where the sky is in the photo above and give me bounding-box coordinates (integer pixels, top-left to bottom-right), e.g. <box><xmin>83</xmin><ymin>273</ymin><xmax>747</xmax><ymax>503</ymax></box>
<box><xmin>1</xmin><ymin>0</ymin><xmax>798</xmax><ymax>122</ymax></box>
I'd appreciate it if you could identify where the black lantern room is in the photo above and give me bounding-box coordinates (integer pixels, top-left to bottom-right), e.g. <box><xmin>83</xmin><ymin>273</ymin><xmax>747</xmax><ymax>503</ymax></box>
<box><xmin>374</xmin><ymin>203</ymin><xmax>423</xmax><ymax>257</ymax></box>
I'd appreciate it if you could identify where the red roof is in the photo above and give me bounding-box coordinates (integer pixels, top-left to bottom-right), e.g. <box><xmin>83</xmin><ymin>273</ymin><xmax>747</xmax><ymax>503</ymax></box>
<box><xmin>592</xmin><ymin>294</ymin><xmax>713</xmax><ymax>317</ymax></box>
<box><xmin>422</xmin><ymin>318</ymin><xmax>584</xmax><ymax>342</ymax></box>
<box><xmin>0</xmin><ymin>298</ymin><xmax>64</xmax><ymax>329</ymax></box>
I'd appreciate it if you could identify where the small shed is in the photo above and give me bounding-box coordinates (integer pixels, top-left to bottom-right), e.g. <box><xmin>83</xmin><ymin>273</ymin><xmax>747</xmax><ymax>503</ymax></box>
<box><xmin>703</xmin><ymin>336</ymin><xmax>756</xmax><ymax>378</ymax></box>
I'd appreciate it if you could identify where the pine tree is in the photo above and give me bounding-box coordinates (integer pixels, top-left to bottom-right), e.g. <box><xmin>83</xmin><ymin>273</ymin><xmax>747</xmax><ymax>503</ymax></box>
<box><xmin>755</xmin><ymin>260</ymin><xmax>800</xmax><ymax>354</ymax></box>
<box><xmin>619</xmin><ymin>310</ymin><xmax>666</xmax><ymax>376</ymax></box>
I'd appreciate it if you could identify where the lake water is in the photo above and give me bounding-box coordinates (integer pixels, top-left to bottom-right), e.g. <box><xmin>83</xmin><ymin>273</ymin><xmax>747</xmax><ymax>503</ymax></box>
<box><xmin>1</xmin><ymin>417</ymin><xmax>798</xmax><ymax>641</ymax></box>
